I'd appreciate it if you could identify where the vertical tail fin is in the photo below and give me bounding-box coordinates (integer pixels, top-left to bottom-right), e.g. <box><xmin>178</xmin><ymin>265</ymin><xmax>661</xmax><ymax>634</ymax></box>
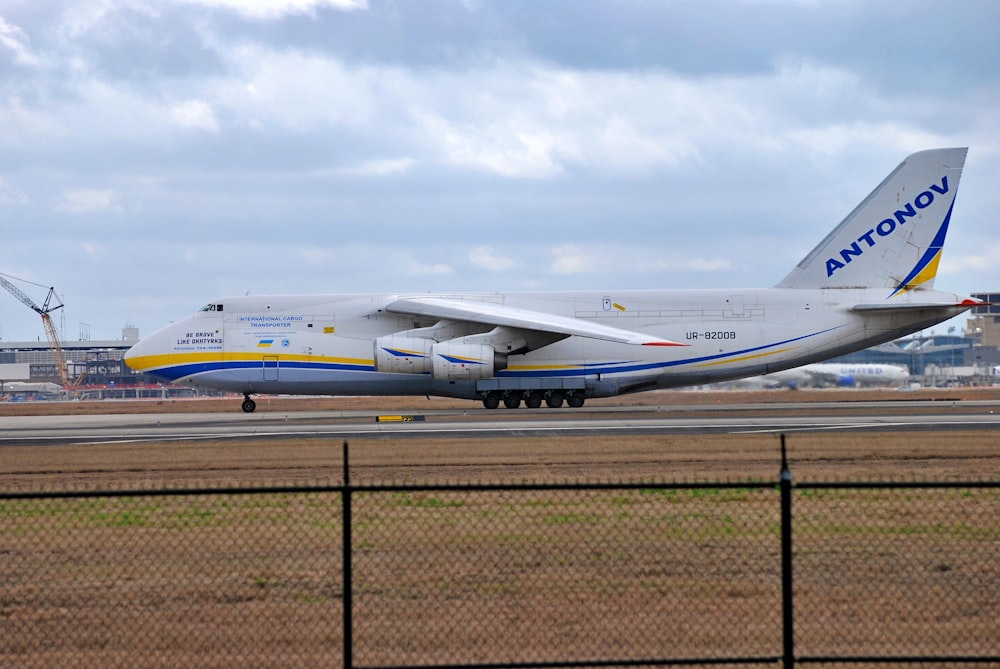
<box><xmin>776</xmin><ymin>148</ymin><xmax>967</xmax><ymax>296</ymax></box>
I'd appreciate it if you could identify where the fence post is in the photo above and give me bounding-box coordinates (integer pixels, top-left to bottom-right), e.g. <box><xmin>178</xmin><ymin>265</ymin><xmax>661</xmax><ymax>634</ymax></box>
<box><xmin>342</xmin><ymin>440</ymin><xmax>353</xmax><ymax>669</ymax></box>
<box><xmin>780</xmin><ymin>434</ymin><xmax>795</xmax><ymax>669</ymax></box>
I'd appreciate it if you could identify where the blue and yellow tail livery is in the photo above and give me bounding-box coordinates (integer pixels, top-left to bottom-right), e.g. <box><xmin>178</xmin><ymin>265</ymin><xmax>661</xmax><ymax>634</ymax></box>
<box><xmin>776</xmin><ymin>148</ymin><xmax>967</xmax><ymax>296</ymax></box>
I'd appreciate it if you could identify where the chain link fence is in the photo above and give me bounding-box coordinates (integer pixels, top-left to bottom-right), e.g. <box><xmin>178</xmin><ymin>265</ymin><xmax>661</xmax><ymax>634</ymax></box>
<box><xmin>351</xmin><ymin>484</ymin><xmax>783</xmax><ymax>666</ymax></box>
<box><xmin>2</xmin><ymin>450</ymin><xmax>998</xmax><ymax>668</ymax></box>
<box><xmin>2</xmin><ymin>489</ymin><xmax>344</xmax><ymax>668</ymax></box>
<box><xmin>792</xmin><ymin>482</ymin><xmax>1000</xmax><ymax>663</ymax></box>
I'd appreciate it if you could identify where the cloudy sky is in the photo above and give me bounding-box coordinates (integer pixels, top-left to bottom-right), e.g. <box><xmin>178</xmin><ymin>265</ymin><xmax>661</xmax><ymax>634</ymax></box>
<box><xmin>1</xmin><ymin>0</ymin><xmax>998</xmax><ymax>342</ymax></box>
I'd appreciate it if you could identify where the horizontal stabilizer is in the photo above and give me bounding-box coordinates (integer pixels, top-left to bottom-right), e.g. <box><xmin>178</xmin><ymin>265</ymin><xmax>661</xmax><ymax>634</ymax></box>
<box><xmin>852</xmin><ymin>298</ymin><xmax>982</xmax><ymax>313</ymax></box>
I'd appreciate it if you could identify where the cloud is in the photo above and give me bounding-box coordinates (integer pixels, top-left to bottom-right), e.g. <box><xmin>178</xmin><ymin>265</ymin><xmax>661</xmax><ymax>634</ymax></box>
<box><xmin>411</xmin><ymin>262</ymin><xmax>453</xmax><ymax>276</ymax></box>
<box><xmin>422</xmin><ymin>112</ymin><xmax>571</xmax><ymax>178</ymax></box>
<box><xmin>942</xmin><ymin>244</ymin><xmax>1000</xmax><ymax>275</ymax></box>
<box><xmin>298</xmin><ymin>247</ymin><xmax>331</xmax><ymax>264</ymax></box>
<box><xmin>683</xmin><ymin>258</ymin><xmax>732</xmax><ymax>272</ymax></box>
<box><xmin>0</xmin><ymin>0</ymin><xmax>997</xmax><ymax>342</ymax></box>
<box><xmin>469</xmin><ymin>246</ymin><xmax>516</xmax><ymax>271</ymax></box>
<box><xmin>182</xmin><ymin>0</ymin><xmax>367</xmax><ymax>21</ymax></box>
<box><xmin>169</xmin><ymin>99</ymin><xmax>219</xmax><ymax>132</ymax></box>
<box><xmin>0</xmin><ymin>16</ymin><xmax>40</xmax><ymax>67</ymax></box>
<box><xmin>82</xmin><ymin>241</ymin><xmax>104</xmax><ymax>257</ymax></box>
<box><xmin>633</xmin><ymin>257</ymin><xmax>732</xmax><ymax>273</ymax></box>
<box><xmin>15</xmin><ymin>33</ymin><xmax>960</xmax><ymax>186</ymax></box>
<box><xmin>548</xmin><ymin>244</ymin><xmax>733</xmax><ymax>278</ymax></box>
<box><xmin>0</xmin><ymin>178</ymin><xmax>29</xmax><ymax>206</ymax></box>
<box><xmin>550</xmin><ymin>245</ymin><xmax>593</xmax><ymax>275</ymax></box>
<box><xmin>56</xmin><ymin>189</ymin><xmax>119</xmax><ymax>213</ymax></box>
<box><xmin>341</xmin><ymin>158</ymin><xmax>415</xmax><ymax>176</ymax></box>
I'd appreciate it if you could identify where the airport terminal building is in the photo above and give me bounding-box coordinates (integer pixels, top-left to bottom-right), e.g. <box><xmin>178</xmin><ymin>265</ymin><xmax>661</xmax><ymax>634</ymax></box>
<box><xmin>0</xmin><ymin>326</ymin><xmax>203</xmax><ymax>400</ymax></box>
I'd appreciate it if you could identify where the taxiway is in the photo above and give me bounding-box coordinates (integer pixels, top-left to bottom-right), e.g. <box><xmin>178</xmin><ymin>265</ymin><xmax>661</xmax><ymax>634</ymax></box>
<box><xmin>3</xmin><ymin>399</ymin><xmax>999</xmax><ymax>446</ymax></box>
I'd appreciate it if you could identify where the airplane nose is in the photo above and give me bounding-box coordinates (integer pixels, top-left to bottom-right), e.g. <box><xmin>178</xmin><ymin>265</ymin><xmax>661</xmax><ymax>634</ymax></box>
<box><xmin>124</xmin><ymin>335</ymin><xmax>159</xmax><ymax>374</ymax></box>
<box><xmin>123</xmin><ymin>324</ymin><xmax>176</xmax><ymax>376</ymax></box>
<box><xmin>123</xmin><ymin>342</ymin><xmax>141</xmax><ymax>371</ymax></box>
<box><xmin>123</xmin><ymin>317</ymin><xmax>218</xmax><ymax>384</ymax></box>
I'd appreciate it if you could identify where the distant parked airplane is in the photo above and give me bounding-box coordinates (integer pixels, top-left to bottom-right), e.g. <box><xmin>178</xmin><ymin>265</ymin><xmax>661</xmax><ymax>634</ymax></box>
<box><xmin>1</xmin><ymin>381</ymin><xmax>63</xmax><ymax>399</ymax></box>
<box><xmin>760</xmin><ymin>362</ymin><xmax>910</xmax><ymax>388</ymax></box>
<box><xmin>126</xmin><ymin>148</ymin><xmax>979</xmax><ymax>412</ymax></box>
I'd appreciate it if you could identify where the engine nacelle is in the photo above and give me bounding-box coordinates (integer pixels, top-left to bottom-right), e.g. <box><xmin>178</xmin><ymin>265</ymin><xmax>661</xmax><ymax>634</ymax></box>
<box><xmin>373</xmin><ymin>336</ymin><xmax>434</xmax><ymax>375</ymax></box>
<box><xmin>431</xmin><ymin>342</ymin><xmax>506</xmax><ymax>381</ymax></box>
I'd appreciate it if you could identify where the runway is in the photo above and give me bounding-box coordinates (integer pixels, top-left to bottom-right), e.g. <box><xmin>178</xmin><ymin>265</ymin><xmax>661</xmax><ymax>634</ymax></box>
<box><xmin>3</xmin><ymin>398</ymin><xmax>1000</xmax><ymax>446</ymax></box>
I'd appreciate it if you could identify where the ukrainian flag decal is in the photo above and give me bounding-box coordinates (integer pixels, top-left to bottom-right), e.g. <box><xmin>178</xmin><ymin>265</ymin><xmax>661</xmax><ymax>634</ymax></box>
<box><xmin>257</xmin><ymin>339</ymin><xmax>274</xmax><ymax>348</ymax></box>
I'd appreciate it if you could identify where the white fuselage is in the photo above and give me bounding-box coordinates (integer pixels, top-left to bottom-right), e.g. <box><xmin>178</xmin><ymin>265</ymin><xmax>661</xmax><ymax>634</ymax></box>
<box><xmin>124</xmin><ymin>287</ymin><xmax>967</xmax><ymax>400</ymax></box>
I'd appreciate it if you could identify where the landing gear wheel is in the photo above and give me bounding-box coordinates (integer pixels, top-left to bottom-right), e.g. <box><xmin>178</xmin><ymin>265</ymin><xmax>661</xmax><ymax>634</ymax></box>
<box><xmin>503</xmin><ymin>394</ymin><xmax>521</xmax><ymax>409</ymax></box>
<box><xmin>567</xmin><ymin>394</ymin><xmax>585</xmax><ymax>408</ymax></box>
<box><xmin>482</xmin><ymin>393</ymin><xmax>501</xmax><ymax>410</ymax></box>
<box><xmin>524</xmin><ymin>392</ymin><xmax>543</xmax><ymax>409</ymax></box>
<box><xmin>546</xmin><ymin>392</ymin><xmax>564</xmax><ymax>408</ymax></box>
<box><xmin>241</xmin><ymin>397</ymin><xmax>257</xmax><ymax>413</ymax></box>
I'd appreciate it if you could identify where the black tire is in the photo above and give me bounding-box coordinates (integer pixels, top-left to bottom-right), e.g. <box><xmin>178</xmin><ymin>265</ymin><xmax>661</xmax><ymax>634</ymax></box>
<box><xmin>503</xmin><ymin>394</ymin><xmax>521</xmax><ymax>409</ymax></box>
<box><xmin>546</xmin><ymin>392</ymin><xmax>564</xmax><ymax>408</ymax></box>
<box><xmin>524</xmin><ymin>392</ymin><xmax>543</xmax><ymax>409</ymax></box>
<box><xmin>241</xmin><ymin>398</ymin><xmax>257</xmax><ymax>413</ymax></box>
<box><xmin>567</xmin><ymin>394</ymin><xmax>585</xmax><ymax>408</ymax></box>
<box><xmin>482</xmin><ymin>393</ymin><xmax>501</xmax><ymax>410</ymax></box>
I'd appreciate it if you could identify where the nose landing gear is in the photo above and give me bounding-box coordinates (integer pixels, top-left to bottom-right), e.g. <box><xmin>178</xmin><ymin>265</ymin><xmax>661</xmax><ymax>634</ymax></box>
<box><xmin>241</xmin><ymin>395</ymin><xmax>257</xmax><ymax>413</ymax></box>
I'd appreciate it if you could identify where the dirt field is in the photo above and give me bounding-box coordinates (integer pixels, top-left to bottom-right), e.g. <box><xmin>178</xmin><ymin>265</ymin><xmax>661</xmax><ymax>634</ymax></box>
<box><xmin>6</xmin><ymin>478</ymin><xmax>994</xmax><ymax>667</ymax></box>
<box><xmin>2</xmin><ymin>388</ymin><xmax>998</xmax><ymax>666</ymax></box>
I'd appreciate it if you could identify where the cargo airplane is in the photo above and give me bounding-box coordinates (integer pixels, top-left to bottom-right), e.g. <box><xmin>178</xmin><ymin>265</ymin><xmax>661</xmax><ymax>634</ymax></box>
<box><xmin>125</xmin><ymin>148</ymin><xmax>980</xmax><ymax>412</ymax></box>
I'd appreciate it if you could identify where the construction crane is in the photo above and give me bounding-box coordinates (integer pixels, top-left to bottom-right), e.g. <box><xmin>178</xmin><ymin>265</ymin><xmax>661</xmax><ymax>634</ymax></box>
<box><xmin>0</xmin><ymin>273</ymin><xmax>73</xmax><ymax>389</ymax></box>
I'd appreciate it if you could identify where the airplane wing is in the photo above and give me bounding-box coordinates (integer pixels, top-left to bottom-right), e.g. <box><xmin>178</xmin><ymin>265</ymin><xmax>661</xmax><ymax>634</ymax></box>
<box><xmin>384</xmin><ymin>296</ymin><xmax>686</xmax><ymax>346</ymax></box>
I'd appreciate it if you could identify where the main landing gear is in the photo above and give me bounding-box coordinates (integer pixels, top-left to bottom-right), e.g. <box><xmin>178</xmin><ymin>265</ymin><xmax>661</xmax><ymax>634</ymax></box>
<box><xmin>481</xmin><ymin>390</ymin><xmax>585</xmax><ymax>410</ymax></box>
<box><xmin>241</xmin><ymin>394</ymin><xmax>257</xmax><ymax>413</ymax></box>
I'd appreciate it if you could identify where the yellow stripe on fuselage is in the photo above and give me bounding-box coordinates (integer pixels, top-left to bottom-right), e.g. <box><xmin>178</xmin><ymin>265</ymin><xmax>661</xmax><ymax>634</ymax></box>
<box><xmin>126</xmin><ymin>351</ymin><xmax>373</xmax><ymax>372</ymax></box>
<box><xmin>505</xmin><ymin>363</ymin><xmax>584</xmax><ymax>372</ymax></box>
<box><xmin>125</xmin><ymin>351</ymin><xmax>220</xmax><ymax>372</ymax></box>
<box><xmin>693</xmin><ymin>347</ymin><xmax>796</xmax><ymax>368</ymax></box>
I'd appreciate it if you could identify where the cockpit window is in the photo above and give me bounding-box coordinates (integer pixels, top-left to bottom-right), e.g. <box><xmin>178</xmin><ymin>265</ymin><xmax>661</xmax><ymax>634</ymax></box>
<box><xmin>200</xmin><ymin>304</ymin><xmax>224</xmax><ymax>312</ymax></box>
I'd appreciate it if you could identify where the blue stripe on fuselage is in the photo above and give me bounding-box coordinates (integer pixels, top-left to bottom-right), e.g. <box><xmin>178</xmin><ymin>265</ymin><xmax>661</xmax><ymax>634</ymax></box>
<box><xmin>497</xmin><ymin>327</ymin><xmax>839</xmax><ymax>377</ymax></box>
<box><xmin>144</xmin><ymin>327</ymin><xmax>838</xmax><ymax>383</ymax></box>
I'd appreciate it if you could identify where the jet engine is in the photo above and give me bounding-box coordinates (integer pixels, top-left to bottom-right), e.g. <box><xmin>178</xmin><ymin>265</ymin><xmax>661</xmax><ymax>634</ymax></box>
<box><xmin>374</xmin><ymin>337</ymin><xmax>507</xmax><ymax>380</ymax></box>
<box><xmin>430</xmin><ymin>342</ymin><xmax>506</xmax><ymax>381</ymax></box>
<box><xmin>373</xmin><ymin>336</ymin><xmax>434</xmax><ymax>374</ymax></box>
